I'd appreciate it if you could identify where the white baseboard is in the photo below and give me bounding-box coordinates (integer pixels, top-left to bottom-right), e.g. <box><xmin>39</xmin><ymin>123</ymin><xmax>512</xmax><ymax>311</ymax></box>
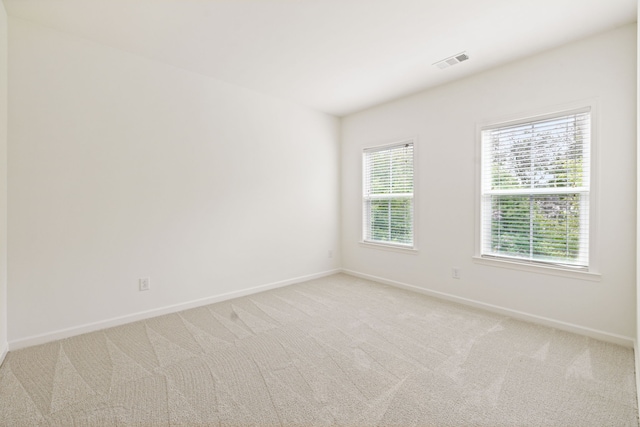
<box><xmin>342</xmin><ymin>269</ymin><xmax>634</xmax><ymax>348</ymax></box>
<box><xmin>0</xmin><ymin>342</ymin><xmax>7</xmax><ymax>366</ymax></box>
<box><xmin>9</xmin><ymin>269</ymin><xmax>341</xmax><ymax>351</ymax></box>
<box><xmin>635</xmin><ymin>340</ymin><xmax>640</xmax><ymax>415</ymax></box>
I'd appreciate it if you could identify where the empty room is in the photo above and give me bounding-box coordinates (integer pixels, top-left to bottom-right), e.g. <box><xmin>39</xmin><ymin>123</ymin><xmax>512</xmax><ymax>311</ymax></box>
<box><xmin>0</xmin><ymin>0</ymin><xmax>638</xmax><ymax>425</ymax></box>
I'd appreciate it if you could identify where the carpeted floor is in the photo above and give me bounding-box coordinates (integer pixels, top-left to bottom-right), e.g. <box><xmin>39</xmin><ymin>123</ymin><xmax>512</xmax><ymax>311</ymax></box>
<box><xmin>0</xmin><ymin>273</ymin><xmax>637</xmax><ymax>426</ymax></box>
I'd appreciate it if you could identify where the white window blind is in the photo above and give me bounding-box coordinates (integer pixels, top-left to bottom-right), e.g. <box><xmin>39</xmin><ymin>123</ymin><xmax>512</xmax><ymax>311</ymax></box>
<box><xmin>363</xmin><ymin>141</ymin><xmax>414</xmax><ymax>247</ymax></box>
<box><xmin>480</xmin><ymin>108</ymin><xmax>590</xmax><ymax>268</ymax></box>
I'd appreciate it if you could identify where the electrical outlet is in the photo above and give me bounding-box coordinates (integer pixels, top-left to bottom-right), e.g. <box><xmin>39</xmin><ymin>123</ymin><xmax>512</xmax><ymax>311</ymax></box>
<box><xmin>452</xmin><ymin>268</ymin><xmax>461</xmax><ymax>279</ymax></box>
<box><xmin>328</xmin><ymin>250</ymin><xmax>333</xmax><ymax>259</ymax></box>
<box><xmin>139</xmin><ymin>277</ymin><xmax>150</xmax><ymax>291</ymax></box>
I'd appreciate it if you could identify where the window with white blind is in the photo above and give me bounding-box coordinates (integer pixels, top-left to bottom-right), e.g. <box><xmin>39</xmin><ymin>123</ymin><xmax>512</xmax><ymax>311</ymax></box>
<box><xmin>363</xmin><ymin>141</ymin><xmax>415</xmax><ymax>248</ymax></box>
<box><xmin>480</xmin><ymin>108</ymin><xmax>591</xmax><ymax>269</ymax></box>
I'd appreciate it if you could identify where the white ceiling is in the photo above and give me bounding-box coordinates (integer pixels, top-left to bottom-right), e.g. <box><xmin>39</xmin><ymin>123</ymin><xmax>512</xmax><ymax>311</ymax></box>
<box><xmin>3</xmin><ymin>0</ymin><xmax>637</xmax><ymax>116</ymax></box>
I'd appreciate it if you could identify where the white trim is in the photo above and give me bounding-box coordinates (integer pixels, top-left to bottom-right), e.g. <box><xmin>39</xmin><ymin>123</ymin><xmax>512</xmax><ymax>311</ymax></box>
<box><xmin>342</xmin><ymin>269</ymin><xmax>633</xmax><ymax>347</ymax></box>
<box><xmin>0</xmin><ymin>343</ymin><xmax>7</xmax><ymax>367</ymax></box>
<box><xmin>8</xmin><ymin>269</ymin><xmax>340</xmax><ymax>351</ymax></box>
<box><xmin>480</xmin><ymin>105</ymin><xmax>592</xmax><ymax>131</ymax></box>
<box><xmin>472</xmin><ymin>256</ymin><xmax>601</xmax><ymax>281</ymax></box>
<box><xmin>361</xmin><ymin>136</ymin><xmax>418</xmax><ymax>250</ymax></box>
<box><xmin>634</xmin><ymin>340</ymin><xmax>640</xmax><ymax>419</ymax></box>
<box><xmin>483</xmin><ymin>187</ymin><xmax>589</xmax><ymax>196</ymax></box>
<box><xmin>362</xmin><ymin>137</ymin><xmax>415</xmax><ymax>153</ymax></box>
<box><xmin>474</xmin><ymin>99</ymin><xmax>600</xmax><ymax>276</ymax></box>
<box><xmin>359</xmin><ymin>241</ymin><xmax>419</xmax><ymax>254</ymax></box>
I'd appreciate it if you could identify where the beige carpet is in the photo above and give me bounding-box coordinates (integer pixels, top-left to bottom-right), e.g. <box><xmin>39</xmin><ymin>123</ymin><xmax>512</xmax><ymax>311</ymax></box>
<box><xmin>0</xmin><ymin>273</ymin><xmax>637</xmax><ymax>426</ymax></box>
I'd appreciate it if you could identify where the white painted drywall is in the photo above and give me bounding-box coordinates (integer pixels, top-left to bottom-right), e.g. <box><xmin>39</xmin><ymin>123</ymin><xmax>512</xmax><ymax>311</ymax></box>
<box><xmin>342</xmin><ymin>24</ymin><xmax>637</xmax><ymax>340</ymax></box>
<box><xmin>636</xmin><ymin>0</ymin><xmax>640</xmax><ymax>411</ymax></box>
<box><xmin>0</xmin><ymin>0</ymin><xmax>7</xmax><ymax>360</ymax></box>
<box><xmin>7</xmin><ymin>17</ymin><xmax>340</xmax><ymax>344</ymax></box>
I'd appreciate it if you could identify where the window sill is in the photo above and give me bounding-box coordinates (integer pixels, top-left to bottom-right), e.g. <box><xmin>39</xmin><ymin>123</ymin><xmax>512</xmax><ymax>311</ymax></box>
<box><xmin>472</xmin><ymin>256</ymin><xmax>601</xmax><ymax>281</ymax></box>
<box><xmin>359</xmin><ymin>241</ymin><xmax>418</xmax><ymax>255</ymax></box>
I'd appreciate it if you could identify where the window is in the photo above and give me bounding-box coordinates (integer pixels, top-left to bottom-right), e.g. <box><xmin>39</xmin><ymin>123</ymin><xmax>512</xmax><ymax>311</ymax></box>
<box><xmin>363</xmin><ymin>140</ymin><xmax>415</xmax><ymax>248</ymax></box>
<box><xmin>480</xmin><ymin>108</ymin><xmax>591</xmax><ymax>269</ymax></box>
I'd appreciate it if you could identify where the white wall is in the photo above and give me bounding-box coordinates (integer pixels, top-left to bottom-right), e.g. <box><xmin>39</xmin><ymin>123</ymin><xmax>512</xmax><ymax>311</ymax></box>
<box><xmin>7</xmin><ymin>18</ymin><xmax>340</xmax><ymax>346</ymax></box>
<box><xmin>0</xmin><ymin>0</ymin><xmax>7</xmax><ymax>361</ymax></box>
<box><xmin>342</xmin><ymin>24</ymin><xmax>637</xmax><ymax>342</ymax></box>
<box><xmin>636</xmin><ymin>0</ymin><xmax>640</xmax><ymax>410</ymax></box>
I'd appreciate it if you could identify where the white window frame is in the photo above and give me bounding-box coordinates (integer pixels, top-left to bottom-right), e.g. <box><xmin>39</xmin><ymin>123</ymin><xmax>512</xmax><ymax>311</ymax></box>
<box><xmin>361</xmin><ymin>138</ymin><xmax>417</xmax><ymax>252</ymax></box>
<box><xmin>474</xmin><ymin>102</ymin><xmax>600</xmax><ymax>280</ymax></box>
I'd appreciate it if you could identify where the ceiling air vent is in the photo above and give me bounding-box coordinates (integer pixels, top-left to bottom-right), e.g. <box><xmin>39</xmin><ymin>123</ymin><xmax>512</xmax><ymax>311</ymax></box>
<box><xmin>434</xmin><ymin>52</ymin><xmax>469</xmax><ymax>70</ymax></box>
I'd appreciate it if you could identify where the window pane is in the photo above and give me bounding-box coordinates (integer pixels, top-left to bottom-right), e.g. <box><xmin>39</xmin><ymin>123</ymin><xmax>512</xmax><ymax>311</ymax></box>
<box><xmin>488</xmin><ymin>194</ymin><xmax>586</xmax><ymax>266</ymax></box>
<box><xmin>489</xmin><ymin>114</ymin><xmax>589</xmax><ymax>191</ymax></box>
<box><xmin>366</xmin><ymin>198</ymin><xmax>413</xmax><ymax>245</ymax></box>
<box><xmin>366</xmin><ymin>145</ymin><xmax>413</xmax><ymax>195</ymax></box>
